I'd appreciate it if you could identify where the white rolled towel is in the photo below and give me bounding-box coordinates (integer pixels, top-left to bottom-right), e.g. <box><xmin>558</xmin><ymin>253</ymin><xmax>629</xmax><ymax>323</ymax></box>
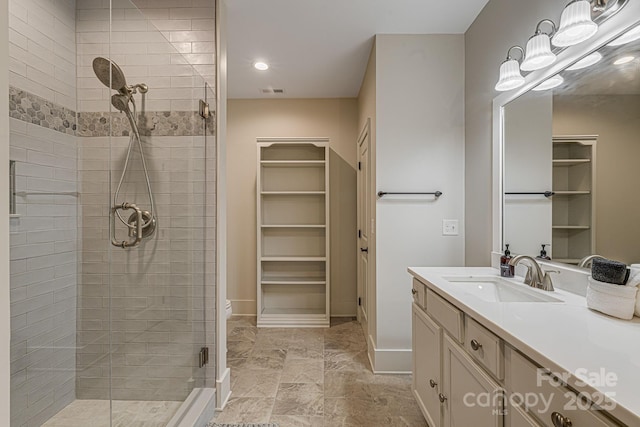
<box><xmin>626</xmin><ymin>268</ymin><xmax>640</xmax><ymax>317</ymax></box>
<box><xmin>587</xmin><ymin>276</ymin><xmax>638</xmax><ymax>320</ymax></box>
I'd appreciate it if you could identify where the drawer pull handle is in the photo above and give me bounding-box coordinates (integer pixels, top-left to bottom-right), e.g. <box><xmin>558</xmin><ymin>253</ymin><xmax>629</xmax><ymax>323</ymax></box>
<box><xmin>429</xmin><ymin>379</ymin><xmax>437</xmax><ymax>388</ymax></box>
<box><xmin>470</xmin><ymin>339</ymin><xmax>483</xmax><ymax>351</ymax></box>
<box><xmin>438</xmin><ymin>393</ymin><xmax>447</xmax><ymax>403</ymax></box>
<box><xmin>412</xmin><ymin>288</ymin><xmax>418</xmax><ymax>295</ymax></box>
<box><xmin>551</xmin><ymin>412</ymin><xmax>573</xmax><ymax>427</ymax></box>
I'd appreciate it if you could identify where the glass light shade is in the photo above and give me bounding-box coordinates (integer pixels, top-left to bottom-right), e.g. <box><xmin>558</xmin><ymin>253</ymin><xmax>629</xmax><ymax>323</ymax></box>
<box><xmin>532</xmin><ymin>75</ymin><xmax>564</xmax><ymax>91</ymax></box>
<box><xmin>608</xmin><ymin>25</ymin><xmax>640</xmax><ymax>47</ymax></box>
<box><xmin>521</xmin><ymin>33</ymin><xmax>557</xmax><ymax>71</ymax></box>
<box><xmin>495</xmin><ymin>59</ymin><xmax>525</xmax><ymax>91</ymax></box>
<box><xmin>551</xmin><ymin>1</ymin><xmax>598</xmax><ymax>47</ymax></box>
<box><xmin>614</xmin><ymin>56</ymin><xmax>635</xmax><ymax>65</ymax></box>
<box><xmin>566</xmin><ymin>51</ymin><xmax>602</xmax><ymax>70</ymax></box>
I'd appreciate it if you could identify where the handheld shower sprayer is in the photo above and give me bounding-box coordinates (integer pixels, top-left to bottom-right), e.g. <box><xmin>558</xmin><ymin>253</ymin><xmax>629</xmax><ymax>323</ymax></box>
<box><xmin>92</xmin><ymin>57</ymin><xmax>156</xmax><ymax>248</ymax></box>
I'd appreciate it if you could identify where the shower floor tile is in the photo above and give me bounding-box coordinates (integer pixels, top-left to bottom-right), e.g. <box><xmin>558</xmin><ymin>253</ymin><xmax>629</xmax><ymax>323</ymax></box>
<box><xmin>41</xmin><ymin>399</ymin><xmax>182</xmax><ymax>427</ymax></box>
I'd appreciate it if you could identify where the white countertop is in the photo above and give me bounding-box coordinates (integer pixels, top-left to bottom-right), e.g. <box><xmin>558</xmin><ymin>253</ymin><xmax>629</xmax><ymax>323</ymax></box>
<box><xmin>408</xmin><ymin>266</ymin><xmax>640</xmax><ymax>426</ymax></box>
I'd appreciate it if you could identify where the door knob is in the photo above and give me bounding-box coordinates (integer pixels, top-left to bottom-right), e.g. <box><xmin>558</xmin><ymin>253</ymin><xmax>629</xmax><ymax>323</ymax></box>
<box><xmin>470</xmin><ymin>339</ymin><xmax>483</xmax><ymax>351</ymax></box>
<box><xmin>360</xmin><ymin>247</ymin><xmax>368</xmax><ymax>253</ymax></box>
<box><xmin>411</xmin><ymin>288</ymin><xmax>418</xmax><ymax>295</ymax></box>
<box><xmin>429</xmin><ymin>379</ymin><xmax>437</xmax><ymax>388</ymax></box>
<box><xmin>438</xmin><ymin>393</ymin><xmax>447</xmax><ymax>403</ymax></box>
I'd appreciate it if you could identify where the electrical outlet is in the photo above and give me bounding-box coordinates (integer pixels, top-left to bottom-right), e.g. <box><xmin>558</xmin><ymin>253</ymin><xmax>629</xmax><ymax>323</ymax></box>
<box><xmin>442</xmin><ymin>219</ymin><xmax>459</xmax><ymax>236</ymax></box>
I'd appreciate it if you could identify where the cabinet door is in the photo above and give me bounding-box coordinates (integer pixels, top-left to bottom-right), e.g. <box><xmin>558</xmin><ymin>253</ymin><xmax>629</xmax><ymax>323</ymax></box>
<box><xmin>508</xmin><ymin>404</ymin><xmax>542</xmax><ymax>427</ymax></box>
<box><xmin>442</xmin><ymin>335</ymin><xmax>503</xmax><ymax>427</ymax></box>
<box><xmin>413</xmin><ymin>303</ymin><xmax>442</xmax><ymax>427</ymax></box>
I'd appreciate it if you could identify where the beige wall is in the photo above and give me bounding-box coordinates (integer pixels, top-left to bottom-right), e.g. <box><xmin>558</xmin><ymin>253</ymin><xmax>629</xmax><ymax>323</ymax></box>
<box><xmin>465</xmin><ymin>0</ymin><xmax>559</xmax><ymax>266</ymax></box>
<box><xmin>227</xmin><ymin>98</ymin><xmax>358</xmax><ymax>316</ymax></box>
<box><xmin>553</xmin><ymin>95</ymin><xmax>640</xmax><ymax>264</ymax></box>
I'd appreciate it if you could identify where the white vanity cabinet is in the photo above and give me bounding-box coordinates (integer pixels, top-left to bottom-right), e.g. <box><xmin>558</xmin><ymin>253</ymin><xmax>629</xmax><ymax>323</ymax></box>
<box><xmin>413</xmin><ymin>304</ymin><xmax>442</xmax><ymax>427</ymax></box>
<box><xmin>412</xmin><ymin>279</ymin><xmax>503</xmax><ymax>427</ymax></box>
<box><xmin>411</xmin><ymin>275</ymin><xmax>624</xmax><ymax>427</ymax></box>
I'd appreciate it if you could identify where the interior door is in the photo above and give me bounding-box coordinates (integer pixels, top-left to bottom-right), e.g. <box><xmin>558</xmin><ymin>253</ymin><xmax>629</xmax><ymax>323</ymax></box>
<box><xmin>357</xmin><ymin>121</ymin><xmax>371</xmax><ymax>328</ymax></box>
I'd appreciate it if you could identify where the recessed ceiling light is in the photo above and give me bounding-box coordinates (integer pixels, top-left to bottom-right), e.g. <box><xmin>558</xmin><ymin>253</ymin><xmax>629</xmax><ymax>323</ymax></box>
<box><xmin>608</xmin><ymin>25</ymin><xmax>640</xmax><ymax>47</ymax></box>
<box><xmin>566</xmin><ymin>52</ymin><xmax>602</xmax><ymax>71</ymax></box>
<box><xmin>614</xmin><ymin>56</ymin><xmax>635</xmax><ymax>65</ymax></box>
<box><xmin>532</xmin><ymin>75</ymin><xmax>564</xmax><ymax>91</ymax></box>
<box><xmin>253</xmin><ymin>62</ymin><xmax>269</xmax><ymax>71</ymax></box>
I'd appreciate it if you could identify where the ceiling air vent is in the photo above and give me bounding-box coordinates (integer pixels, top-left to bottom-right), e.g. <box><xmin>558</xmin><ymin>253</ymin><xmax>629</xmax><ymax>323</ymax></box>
<box><xmin>260</xmin><ymin>88</ymin><xmax>285</xmax><ymax>94</ymax></box>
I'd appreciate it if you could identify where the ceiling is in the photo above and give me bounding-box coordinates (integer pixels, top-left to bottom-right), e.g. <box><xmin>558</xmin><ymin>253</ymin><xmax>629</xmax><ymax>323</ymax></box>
<box><xmin>226</xmin><ymin>0</ymin><xmax>490</xmax><ymax>99</ymax></box>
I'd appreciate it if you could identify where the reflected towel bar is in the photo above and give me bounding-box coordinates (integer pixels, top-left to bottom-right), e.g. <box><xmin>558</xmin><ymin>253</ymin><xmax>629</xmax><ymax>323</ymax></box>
<box><xmin>505</xmin><ymin>191</ymin><xmax>555</xmax><ymax>198</ymax></box>
<box><xmin>377</xmin><ymin>191</ymin><xmax>442</xmax><ymax>198</ymax></box>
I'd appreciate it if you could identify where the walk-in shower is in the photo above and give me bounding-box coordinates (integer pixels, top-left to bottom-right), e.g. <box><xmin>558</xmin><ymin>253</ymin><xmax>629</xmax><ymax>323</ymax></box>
<box><xmin>92</xmin><ymin>57</ymin><xmax>157</xmax><ymax>248</ymax></box>
<box><xmin>8</xmin><ymin>0</ymin><xmax>218</xmax><ymax>426</ymax></box>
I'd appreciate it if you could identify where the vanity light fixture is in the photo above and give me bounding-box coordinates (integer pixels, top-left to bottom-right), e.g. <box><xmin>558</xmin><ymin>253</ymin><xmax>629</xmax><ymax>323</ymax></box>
<box><xmin>552</xmin><ymin>0</ymin><xmax>598</xmax><ymax>47</ymax></box>
<box><xmin>253</xmin><ymin>61</ymin><xmax>269</xmax><ymax>71</ymax></box>
<box><xmin>607</xmin><ymin>25</ymin><xmax>640</xmax><ymax>47</ymax></box>
<box><xmin>521</xmin><ymin>20</ymin><xmax>558</xmax><ymax>71</ymax></box>
<box><xmin>566</xmin><ymin>51</ymin><xmax>603</xmax><ymax>70</ymax></box>
<box><xmin>613</xmin><ymin>55</ymin><xmax>635</xmax><ymax>65</ymax></box>
<box><xmin>495</xmin><ymin>46</ymin><xmax>526</xmax><ymax>92</ymax></box>
<box><xmin>532</xmin><ymin>74</ymin><xmax>564</xmax><ymax>91</ymax></box>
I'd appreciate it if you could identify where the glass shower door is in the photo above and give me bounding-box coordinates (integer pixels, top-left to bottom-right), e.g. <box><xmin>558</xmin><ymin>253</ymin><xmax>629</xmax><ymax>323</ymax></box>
<box><xmin>77</xmin><ymin>0</ymin><xmax>213</xmax><ymax>425</ymax></box>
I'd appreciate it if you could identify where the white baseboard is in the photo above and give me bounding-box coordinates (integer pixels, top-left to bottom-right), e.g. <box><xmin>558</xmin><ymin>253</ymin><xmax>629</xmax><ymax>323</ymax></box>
<box><xmin>230</xmin><ymin>299</ymin><xmax>256</xmax><ymax>316</ymax></box>
<box><xmin>366</xmin><ymin>334</ymin><xmax>412</xmax><ymax>374</ymax></box>
<box><xmin>216</xmin><ymin>368</ymin><xmax>231</xmax><ymax>411</ymax></box>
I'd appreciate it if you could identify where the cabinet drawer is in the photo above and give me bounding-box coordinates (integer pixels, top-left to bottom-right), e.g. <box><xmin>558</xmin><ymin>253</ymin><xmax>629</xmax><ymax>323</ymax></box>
<box><xmin>509</xmin><ymin>404</ymin><xmax>542</xmax><ymax>427</ymax></box>
<box><xmin>412</xmin><ymin>278</ymin><xmax>426</xmax><ymax>309</ymax></box>
<box><xmin>426</xmin><ymin>289</ymin><xmax>463</xmax><ymax>343</ymax></box>
<box><xmin>506</xmin><ymin>347</ymin><xmax>617</xmax><ymax>427</ymax></box>
<box><xmin>465</xmin><ymin>317</ymin><xmax>504</xmax><ymax>380</ymax></box>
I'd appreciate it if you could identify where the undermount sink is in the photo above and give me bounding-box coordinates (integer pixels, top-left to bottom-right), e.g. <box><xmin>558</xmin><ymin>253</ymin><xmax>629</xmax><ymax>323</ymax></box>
<box><xmin>442</xmin><ymin>275</ymin><xmax>563</xmax><ymax>303</ymax></box>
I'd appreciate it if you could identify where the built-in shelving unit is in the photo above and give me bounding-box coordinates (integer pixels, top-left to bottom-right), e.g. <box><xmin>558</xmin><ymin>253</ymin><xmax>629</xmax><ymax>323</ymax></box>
<box><xmin>551</xmin><ymin>135</ymin><xmax>596</xmax><ymax>264</ymax></box>
<box><xmin>257</xmin><ymin>138</ymin><xmax>330</xmax><ymax>327</ymax></box>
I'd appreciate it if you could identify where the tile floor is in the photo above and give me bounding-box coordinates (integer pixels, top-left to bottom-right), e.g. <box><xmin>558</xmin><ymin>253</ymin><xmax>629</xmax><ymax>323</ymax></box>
<box><xmin>210</xmin><ymin>317</ymin><xmax>427</xmax><ymax>427</ymax></box>
<box><xmin>41</xmin><ymin>399</ymin><xmax>182</xmax><ymax>427</ymax></box>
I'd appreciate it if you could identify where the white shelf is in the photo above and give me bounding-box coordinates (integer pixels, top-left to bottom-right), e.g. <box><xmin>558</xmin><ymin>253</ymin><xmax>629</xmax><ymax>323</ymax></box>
<box><xmin>552</xmin><ymin>159</ymin><xmax>591</xmax><ymax>166</ymax></box>
<box><xmin>258</xmin><ymin>140</ymin><xmax>330</xmax><ymax>328</ymax></box>
<box><xmin>261</xmin><ymin>307</ymin><xmax>327</xmax><ymax>316</ymax></box>
<box><xmin>261</xmin><ymin>160</ymin><xmax>326</xmax><ymax>167</ymax></box>
<box><xmin>261</xmin><ymin>256</ymin><xmax>326</xmax><ymax>262</ymax></box>
<box><xmin>261</xmin><ymin>224</ymin><xmax>325</xmax><ymax>228</ymax></box>
<box><xmin>261</xmin><ymin>191</ymin><xmax>326</xmax><ymax>195</ymax></box>
<box><xmin>262</xmin><ymin>280</ymin><xmax>326</xmax><ymax>285</ymax></box>
<box><xmin>552</xmin><ymin>136</ymin><xmax>596</xmax><ymax>264</ymax></box>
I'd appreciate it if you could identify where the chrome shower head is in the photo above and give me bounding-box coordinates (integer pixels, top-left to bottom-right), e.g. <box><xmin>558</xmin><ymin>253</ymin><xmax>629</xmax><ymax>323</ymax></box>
<box><xmin>93</xmin><ymin>57</ymin><xmax>128</xmax><ymax>92</ymax></box>
<box><xmin>111</xmin><ymin>93</ymin><xmax>131</xmax><ymax>112</ymax></box>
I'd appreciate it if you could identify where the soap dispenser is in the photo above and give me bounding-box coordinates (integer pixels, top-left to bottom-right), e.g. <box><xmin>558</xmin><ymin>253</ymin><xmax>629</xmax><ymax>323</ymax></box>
<box><xmin>537</xmin><ymin>244</ymin><xmax>551</xmax><ymax>260</ymax></box>
<box><xmin>500</xmin><ymin>244</ymin><xmax>514</xmax><ymax>277</ymax></box>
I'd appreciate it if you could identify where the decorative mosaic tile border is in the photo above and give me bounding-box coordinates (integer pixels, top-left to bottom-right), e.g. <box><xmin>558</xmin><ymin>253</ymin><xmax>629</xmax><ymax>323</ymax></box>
<box><xmin>9</xmin><ymin>86</ymin><xmax>77</xmax><ymax>135</ymax></box>
<box><xmin>77</xmin><ymin>111</ymin><xmax>215</xmax><ymax>137</ymax></box>
<box><xmin>8</xmin><ymin>86</ymin><xmax>215</xmax><ymax>138</ymax></box>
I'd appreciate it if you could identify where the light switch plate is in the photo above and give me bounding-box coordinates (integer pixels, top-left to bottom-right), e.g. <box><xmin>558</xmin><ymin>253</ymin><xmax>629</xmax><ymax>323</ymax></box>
<box><xmin>442</xmin><ymin>219</ymin><xmax>459</xmax><ymax>236</ymax></box>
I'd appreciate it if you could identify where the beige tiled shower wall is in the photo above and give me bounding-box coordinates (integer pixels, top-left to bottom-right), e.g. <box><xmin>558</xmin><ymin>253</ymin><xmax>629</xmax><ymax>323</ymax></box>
<box><xmin>8</xmin><ymin>0</ymin><xmax>78</xmax><ymax>426</ymax></box>
<box><xmin>75</xmin><ymin>0</ymin><xmax>216</xmax><ymax>401</ymax></box>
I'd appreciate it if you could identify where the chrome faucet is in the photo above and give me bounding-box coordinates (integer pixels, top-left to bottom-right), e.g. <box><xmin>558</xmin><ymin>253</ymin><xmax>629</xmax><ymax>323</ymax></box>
<box><xmin>508</xmin><ymin>255</ymin><xmax>557</xmax><ymax>291</ymax></box>
<box><xmin>577</xmin><ymin>254</ymin><xmax>606</xmax><ymax>269</ymax></box>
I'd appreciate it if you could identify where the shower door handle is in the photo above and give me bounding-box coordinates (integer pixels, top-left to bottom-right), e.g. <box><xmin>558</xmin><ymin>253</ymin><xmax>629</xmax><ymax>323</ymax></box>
<box><xmin>111</xmin><ymin>202</ymin><xmax>143</xmax><ymax>248</ymax></box>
